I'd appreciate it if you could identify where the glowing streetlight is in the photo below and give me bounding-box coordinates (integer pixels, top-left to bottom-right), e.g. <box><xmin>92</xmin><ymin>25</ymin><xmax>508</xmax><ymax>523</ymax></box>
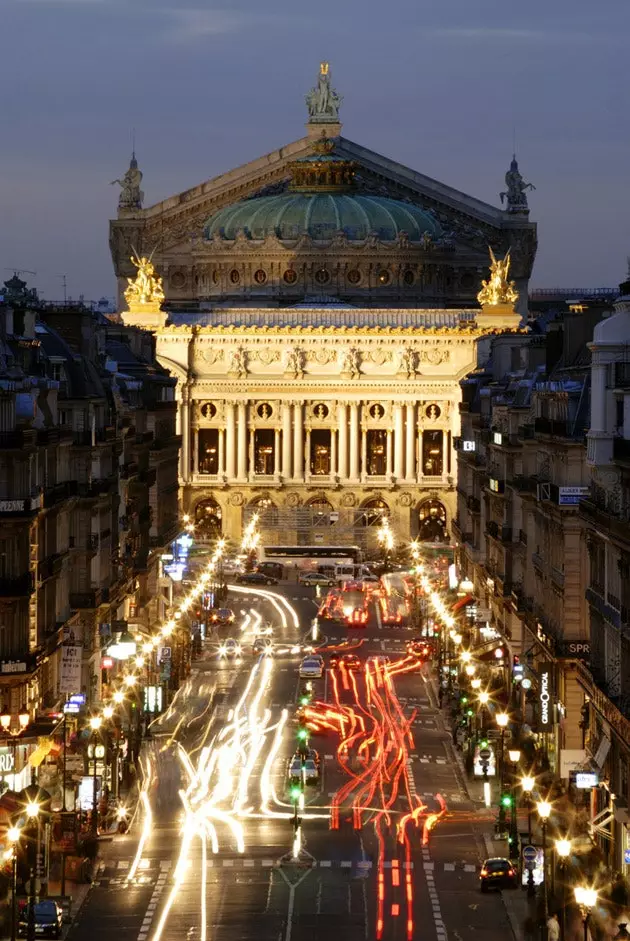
<box><xmin>496</xmin><ymin>712</ymin><xmax>510</xmax><ymax>729</ymax></box>
<box><xmin>537</xmin><ymin>800</ymin><xmax>553</xmax><ymax>920</ymax></box>
<box><xmin>460</xmin><ymin>650</ymin><xmax>472</xmax><ymax>664</ymax></box>
<box><xmin>124</xmin><ymin>675</ymin><xmax>137</xmax><ymax>688</ymax></box>
<box><xmin>135</xmin><ymin>656</ymin><xmax>145</xmax><ymax>669</ymax></box>
<box><xmin>7</xmin><ymin>826</ymin><xmax>20</xmax><ymax>843</ymax></box>
<box><xmin>574</xmin><ymin>887</ymin><xmax>597</xmax><ymax>941</ymax></box>
<box><xmin>478</xmin><ymin>691</ymin><xmax>490</xmax><ymax>705</ymax></box>
<box><xmin>465</xmin><ymin>664</ymin><xmax>476</xmax><ymax>678</ymax></box>
<box><xmin>508</xmin><ymin>748</ymin><xmax>521</xmax><ymax>764</ymax></box>
<box><xmin>471</xmin><ymin>677</ymin><xmax>482</xmax><ymax>690</ymax></box>
<box><xmin>102</xmin><ymin>705</ymin><xmax>114</xmax><ymax>720</ymax></box>
<box><xmin>89</xmin><ymin>716</ymin><xmax>103</xmax><ymax>732</ymax></box>
<box><xmin>113</xmin><ymin>690</ymin><xmax>125</xmax><ymax>704</ymax></box>
<box><xmin>25</xmin><ymin>801</ymin><xmax>39</xmax><ymax>819</ymax></box>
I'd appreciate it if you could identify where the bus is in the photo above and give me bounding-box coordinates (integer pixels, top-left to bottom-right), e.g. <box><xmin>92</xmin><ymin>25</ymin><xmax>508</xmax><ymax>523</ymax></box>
<box><xmin>260</xmin><ymin>546</ymin><xmax>367</xmax><ymax>582</ymax></box>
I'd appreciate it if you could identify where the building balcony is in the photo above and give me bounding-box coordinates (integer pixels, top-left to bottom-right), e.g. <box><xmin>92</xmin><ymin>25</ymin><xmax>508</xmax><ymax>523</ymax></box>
<box><xmin>0</xmin><ymin>573</ymin><xmax>35</xmax><ymax>597</ymax></box>
<box><xmin>38</xmin><ymin>552</ymin><xmax>65</xmax><ymax>582</ymax></box>
<box><xmin>0</xmin><ymin>429</ymin><xmax>38</xmax><ymax>450</ymax></box>
<box><xmin>580</xmin><ymin>499</ymin><xmax>630</xmax><ymax>549</ymax></box>
<box><xmin>509</xmin><ymin>475</ymin><xmax>536</xmax><ymax>494</ymax></box>
<box><xmin>69</xmin><ymin>589</ymin><xmax>103</xmax><ymax>609</ymax></box>
<box><xmin>43</xmin><ymin>479</ymin><xmax>78</xmax><ymax>507</ymax></box>
<box><xmin>467</xmin><ymin>495</ymin><xmax>481</xmax><ymax>514</ymax></box>
<box><xmin>532</xmin><ymin>551</ymin><xmax>546</xmax><ymax>574</ymax></box>
<box><xmin>551</xmin><ymin>566</ymin><xmax>565</xmax><ymax>589</ymax></box>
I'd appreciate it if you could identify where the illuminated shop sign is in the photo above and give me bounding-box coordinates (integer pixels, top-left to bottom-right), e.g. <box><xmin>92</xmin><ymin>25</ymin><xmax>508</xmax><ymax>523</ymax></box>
<box><xmin>539</xmin><ymin>667</ymin><xmax>553</xmax><ymax>729</ymax></box>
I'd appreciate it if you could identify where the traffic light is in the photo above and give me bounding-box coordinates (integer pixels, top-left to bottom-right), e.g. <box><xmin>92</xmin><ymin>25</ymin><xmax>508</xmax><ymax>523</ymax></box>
<box><xmin>501</xmin><ymin>794</ymin><xmax>513</xmax><ymax>808</ymax></box>
<box><xmin>466</xmin><ymin>709</ymin><xmax>474</xmax><ymax>717</ymax></box>
<box><xmin>290</xmin><ymin>786</ymin><xmax>302</xmax><ymax>802</ymax></box>
<box><xmin>299</xmin><ymin>695</ymin><xmax>310</xmax><ymax>706</ymax></box>
<box><xmin>479</xmin><ymin>739</ymin><xmax>489</xmax><ymax>749</ymax></box>
<box><xmin>460</xmin><ymin>696</ymin><xmax>468</xmax><ymax>705</ymax></box>
<box><xmin>297</xmin><ymin>727</ymin><xmax>308</xmax><ymax>742</ymax></box>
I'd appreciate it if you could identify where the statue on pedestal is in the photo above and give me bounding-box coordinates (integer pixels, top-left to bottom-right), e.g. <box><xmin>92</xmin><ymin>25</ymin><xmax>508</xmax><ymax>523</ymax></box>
<box><xmin>124</xmin><ymin>252</ymin><xmax>164</xmax><ymax>313</ymax></box>
<box><xmin>477</xmin><ymin>247</ymin><xmax>519</xmax><ymax>307</ymax></box>
<box><xmin>306</xmin><ymin>62</ymin><xmax>343</xmax><ymax>124</ymax></box>
<box><xmin>500</xmin><ymin>156</ymin><xmax>535</xmax><ymax>214</ymax></box>
<box><xmin>111</xmin><ymin>152</ymin><xmax>144</xmax><ymax>211</ymax></box>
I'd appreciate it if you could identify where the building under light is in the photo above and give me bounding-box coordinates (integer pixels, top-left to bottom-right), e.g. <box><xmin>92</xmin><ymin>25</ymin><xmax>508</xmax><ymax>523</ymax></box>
<box><xmin>112</xmin><ymin>65</ymin><xmax>536</xmax><ymax>547</ymax></box>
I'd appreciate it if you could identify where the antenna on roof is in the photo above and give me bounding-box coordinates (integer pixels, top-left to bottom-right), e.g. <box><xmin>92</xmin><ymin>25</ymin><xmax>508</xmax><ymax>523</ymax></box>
<box><xmin>57</xmin><ymin>274</ymin><xmax>68</xmax><ymax>304</ymax></box>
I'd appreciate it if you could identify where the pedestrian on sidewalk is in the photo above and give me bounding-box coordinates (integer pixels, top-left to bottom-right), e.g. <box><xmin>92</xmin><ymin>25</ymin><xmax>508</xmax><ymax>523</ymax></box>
<box><xmin>546</xmin><ymin>913</ymin><xmax>560</xmax><ymax>941</ymax></box>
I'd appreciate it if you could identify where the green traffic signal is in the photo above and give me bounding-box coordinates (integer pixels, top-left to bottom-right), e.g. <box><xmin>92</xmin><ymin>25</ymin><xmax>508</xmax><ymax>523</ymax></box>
<box><xmin>480</xmin><ymin>739</ymin><xmax>488</xmax><ymax>748</ymax></box>
<box><xmin>460</xmin><ymin>696</ymin><xmax>468</xmax><ymax>705</ymax></box>
<box><xmin>501</xmin><ymin>795</ymin><xmax>512</xmax><ymax>808</ymax></box>
<box><xmin>297</xmin><ymin>728</ymin><xmax>308</xmax><ymax>741</ymax></box>
<box><xmin>466</xmin><ymin>709</ymin><xmax>474</xmax><ymax>717</ymax></box>
<box><xmin>299</xmin><ymin>696</ymin><xmax>310</xmax><ymax>706</ymax></box>
<box><xmin>290</xmin><ymin>787</ymin><xmax>302</xmax><ymax>801</ymax></box>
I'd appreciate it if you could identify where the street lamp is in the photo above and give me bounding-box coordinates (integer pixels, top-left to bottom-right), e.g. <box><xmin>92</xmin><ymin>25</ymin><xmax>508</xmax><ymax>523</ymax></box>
<box><xmin>89</xmin><ymin>716</ymin><xmax>102</xmax><ymax>834</ymax></box>
<box><xmin>537</xmin><ymin>800</ymin><xmax>552</xmax><ymax>925</ymax></box>
<box><xmin>521</xmin><ymin>775</ymin><xmax>536</xmax><ymax>844</ymax></box>
<box><xmin>555</xmin><ymin>838</ymin><xmax>571</xmax><ymax>941</ymax></box>
<box><xmin>574</xmin><ymin>887</ymin><xmax>597</xmax><ymax>941</ymax></box>
<box><xmin>24</xmin><ymin>803</ymin><xmax>39</xmax><ymax>941</ymax></box>
<box><xmin>496</xmin><ymin>712</ymin><xmax>510</xmax><ymax>829</ymax></box>
<box><xmin>7</xmin><ymin>826</ymin><xmax>21</xmax><ymax>941</ymax></box>
<box><xmin>506</xmin><ymin>748</ymin><xmax>521</xmax><ymax>848</ymax></box>
<box><xmin>471</xmin><ymin>677</ymin><xmax>481</xmax><ymax>690</ymax></box>
<box><xmin>465</xmin><ymin>664</ymin><xmax>476</xmax><ymax>678</ymax></box>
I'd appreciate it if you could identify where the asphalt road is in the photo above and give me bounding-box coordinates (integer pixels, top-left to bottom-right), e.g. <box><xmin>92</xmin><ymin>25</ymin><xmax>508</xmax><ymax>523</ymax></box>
<box><xmin>68</xmin><ymin>582</ymin><xmax>515</xmax><ymax>941</ymax></box>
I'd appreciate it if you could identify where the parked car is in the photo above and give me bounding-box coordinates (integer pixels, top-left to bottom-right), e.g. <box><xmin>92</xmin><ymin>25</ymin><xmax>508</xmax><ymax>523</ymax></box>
<box><xmin>236</xmin><ymin>572</ymin><xmax>278</xmax><ymax>586</ymax></box>
<box><xmin>256</xmin><ymin>562</ymin><xmax>284</xmax><ymax>580</ymax></box>
<box><xmin>479</xmin><ymin>858</ymin><xmax>518</xmax><ymax>892</ymax></box>
<box><xmin>298</xmin><ymin>572</ymin><xmax>336</xmax><ymax>587</ymax></box>
<box><xmin>19</xmin><ymin>901</ymin><xmax>63</xmax><ymax>939</ymax></box>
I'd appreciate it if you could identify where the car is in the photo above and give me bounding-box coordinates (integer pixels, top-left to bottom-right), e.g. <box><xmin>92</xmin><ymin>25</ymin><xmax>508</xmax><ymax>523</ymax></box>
<box><xmin>236</xmin><ymin>572</ymin><xmax>278</xmax><ymax>586</ymax></box>
<box><xmin>302</xmin><ymin>758</ymin><xmax>320</xmax><ymax>783</ymax></box>
<box><xmin>298</xmin><ymin>572</ymin><xmax>336</xmax><ymax>587</ymax></box>
<box><xmin>295</xmin><ymin>746</ymin><xmax>320</xmax><ymax>766</ymax></box>
<box><xmin>253</xmin><ymin>638</ymin><xmax>273</xmax><ymax>655</ymax></box>
<box><xmin>367</xmin><ymin>654</ymin><xmax>390</xmax><ymax>666</ymax></box>
<box><xmin>345</xmin><ymin>606</ymin><xmax>368</xmax><ymax>627</ymax></box>
<box><xmin>299</xmin><ymin>657</ymin><xmax>324</xmax><ymax>678</ymax></box>
<box><xmin>219</xmin><ymin>638</ymin><xmax>241</xmax><ymax>658</ymax></box>
<box><xmin>210</xmin><ymin>607</ymin><xmax>235</xmax><ymax>625</ymax></box>
<box><xmin>19</xmin><ymin>900</ymin><xmax>63</xmax><ymax>938</ymax></box>
<box><xmin>329</xmin><ymin>653</ymin><xmax>362</xmax><ymax>671</ymax></box>
<box><xmin>288</xmin><ymin>755</ymin><xmax>320</xmax><ymax>784</ymax></box>
<box><xmin>479</xmin><ymin>857</ymin><xmax>518</xmax><ymax>892</ymax></box>
<box><xmin>407</xmin><ymin>639</ymin><xmax>433</xmax><ymax>659</ymax></box>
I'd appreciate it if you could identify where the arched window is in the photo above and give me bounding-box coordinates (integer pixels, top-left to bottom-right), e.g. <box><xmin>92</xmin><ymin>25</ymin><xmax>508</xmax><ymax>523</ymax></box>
<box><xmin>359</xmin><ymin>498</ymin><xmax>390</xmax><ymax>527</ymax></box>
<box><xmin>307</xmin><ymin>496</ymin><xmax>334</xmax><ymax>526</ymax></box>
<box><xmin>247</xmin><ymin>496</ymin><xmax>277</xmax><ymax>526</ymax></box>
<box><xmin>195</xmin><ymin>499</ymin><xmax>222</xmax><ymax>539</ymax></box>
<box><xmin>417</xmin><ymin>500</ymin><xmax>447</xmax><ymax>542</ymax></box>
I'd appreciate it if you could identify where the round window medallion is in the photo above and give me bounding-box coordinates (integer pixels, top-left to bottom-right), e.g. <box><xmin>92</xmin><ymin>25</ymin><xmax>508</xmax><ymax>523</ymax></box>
<box><xmin>314</xmin><ymin>267</ymin><xmax>330</xmax><ymax>285</ymax></box>
<box><xmin>170</xmin><ymin>271</ymin><xmax>185</xmax><ymax>289</ymax></box>
<box><xmin>229</xmin><ymin>269</ymin><xmax>240</xmax><ymax>285</ymax></box>
<box><xmin>377</xmin><ymin>270</ymin><xmax>391</xmax><ymax>286</ymax></box>
<box><xmin>257</xmin><ymin>402</ymin><xmax>273</xmax><ymax>419</ymax></box>
<box><xmin>426</xmin><ymin>403</ymin><xmax>441</xmax><ymax>420</ymax></box>
<box><xmin>370</xmin><ymin>404</ymin><xmax>385</xmax><ymax>419</ymax></box>
<box><xmin>347</xmin><ymin>269</ymin><xmax>361</xmax><ymax>285</ymax></box>
<box><xmin>200</xmin><ymin>403</ymin><xmax>217</xmax><ymax>419</ymax></box>
<box><xmin>254</xmin><ymin>269</ymin><xmax>267</xmax><ymax>285</ymax></box>
<box><xmin>283</xmin><ymin>269</ymin><xmax>298</xmax><ymax>285</ymax></box>
<box><xmin>403</xmin><ymin>269</ymin><xmax>415</xmax><ymax>286</ymax></box>
<box><xmin>313</xmin><ymin>403</ymin><xmax>329</xmax><ymax>419</ymax></box>
<box><xmin>212</xmin><ymin>270</ymin><xmax>220</xmax><ymax>285</ymax></box>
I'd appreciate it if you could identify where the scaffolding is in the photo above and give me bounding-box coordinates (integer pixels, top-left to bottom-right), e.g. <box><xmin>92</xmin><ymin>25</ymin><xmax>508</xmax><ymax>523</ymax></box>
<box><xmin>242</xmin><ymin>505</ymin><xmax>389</xmax><ymax>552</ymax></box>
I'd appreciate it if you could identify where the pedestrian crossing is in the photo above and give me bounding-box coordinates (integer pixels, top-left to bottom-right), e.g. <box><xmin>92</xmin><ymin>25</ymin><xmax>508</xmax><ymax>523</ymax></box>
<box><xmin>95</xmin><ymin>855</ymin><xmax>479</xmax><ymax>881</ymax></box>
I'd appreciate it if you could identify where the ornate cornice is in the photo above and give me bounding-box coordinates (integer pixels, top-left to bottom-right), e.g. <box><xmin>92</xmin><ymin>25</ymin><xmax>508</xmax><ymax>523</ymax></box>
<box><xmin>158</xmin><ymin>322</ymin><xmax>525</xmax><ymax>338</ymax></box>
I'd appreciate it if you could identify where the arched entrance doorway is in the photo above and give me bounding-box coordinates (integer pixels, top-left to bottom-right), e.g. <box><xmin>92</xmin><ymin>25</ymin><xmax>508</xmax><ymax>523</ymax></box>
<box><xmin>246</xmin><ymin>496</ymin><xmax>278</xmax><ymax>527</ymax></box>
<box><xmin>306</xmin><ymin>496</ymin><xmax>334</xmax><ymax>527</ymax></box>
<box><xmin>195</xmin><ymin>498</ymin><xmax>222</xmax><ymax>539</ymax></box>
<box><xmin>358</xmin><ymin>498</ymin><xmax>390</xmax><ymax>527</ymax></box>
<box><xmin>417</xmin><ymin>500</ymin><xmax>448</xmax><ymax>542</ymax></box>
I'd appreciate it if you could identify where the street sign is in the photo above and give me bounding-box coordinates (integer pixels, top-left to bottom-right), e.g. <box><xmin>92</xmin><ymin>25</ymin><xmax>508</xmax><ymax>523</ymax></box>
<box><xmin>625</xmin><ymin>849</ymin><xmax>630</xmax><ymax>865</ymax></box>
<box><xmin>479</xmin><ymin>748</ymin><xmax>491</xmax><ymax>760</ymax></box>
<box><xmin>523</xmin><ymin>845</ymin><xmax>537</xmax><ymax>871</ymax></box>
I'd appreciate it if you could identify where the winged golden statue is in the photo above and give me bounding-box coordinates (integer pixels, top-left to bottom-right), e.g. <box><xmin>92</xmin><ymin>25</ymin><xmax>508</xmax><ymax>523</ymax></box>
<box><xmin>477</xmin><ymin>247</ymin><xmax>519</xmax><ymax>307</ymax></box>
<box><xmin>124</xmin><ymin>253</ymin><xmax>165</xmax><ymax>313</ymax></box>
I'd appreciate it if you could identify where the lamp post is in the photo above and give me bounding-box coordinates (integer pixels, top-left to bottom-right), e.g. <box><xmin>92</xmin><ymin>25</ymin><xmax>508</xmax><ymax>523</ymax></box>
<box><xmin>7</xmin><ymin>825</ymin><xmax>21</xmax><ymax>941</ymax></box>
<box><xmin>507</xmin><ymin>747</ymin><xmax>521</xmax><ymax>851</ymax></box>
<box><xmin>496</xmin><ymin>712</ymin><xmax>510</xmax><ymax>831</ymax></box>
<box><xmin>478</xmin><ymin>690</ymin><xmax>490</xmax><ymax>734</ymax></box>
<box><xmin>537</xmin><ymin>800</ymin><xmax>552</xmax><ymax>932</ymax></box>
<box><xmin>554</xmin><ymin>838</ymin><xmax>571</xmax><ymax>941</ymax></box>
<box><xmin>574</xmin><ymin>887</ymin><xmax>597</xmax><ymax>941</ymax></box>
<box><xmin>521</xmin><ymin>776</ymin><xmax>535</xmax><ymax>844</ymax></box>
<box><xmin>25</xmin><ymin>801</ymin><xmax>40</xmax><ymax>941</ymax></box>
<box><xmin>89</xmin><ymin>716</ymin><xmax>102</xmax><ymax>834</ymax></box>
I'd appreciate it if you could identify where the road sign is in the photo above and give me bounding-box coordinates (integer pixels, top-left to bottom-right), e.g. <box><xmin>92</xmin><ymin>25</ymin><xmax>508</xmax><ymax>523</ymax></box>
<box><xmin>523</xmin><ymin>845</ymin><xmax>537</xmax><ymax>869</ymax></box>
<box><xmin>479</xmin><ymin>748</ymin><xmax>491</xmax><ymax>761</ymax></box>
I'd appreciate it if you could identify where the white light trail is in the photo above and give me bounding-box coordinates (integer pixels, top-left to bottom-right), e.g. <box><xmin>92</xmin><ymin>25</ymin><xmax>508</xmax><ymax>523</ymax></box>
<box><xmin>127</xmin><ymin>755</ymin><xmax>154</xmax><ymax>883</ymax></box>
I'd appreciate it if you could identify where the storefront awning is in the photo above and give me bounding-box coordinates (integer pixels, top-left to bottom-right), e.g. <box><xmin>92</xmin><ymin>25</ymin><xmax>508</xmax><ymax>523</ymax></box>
<box><xmin>28</xmin><ymin>737</ymin><xmax>54</xmax><ymax>769</ymax></box>
<box><xmin>453</xmin><ymin>594</ymin><xmax>474</xmax><ymax>613</ymax></box>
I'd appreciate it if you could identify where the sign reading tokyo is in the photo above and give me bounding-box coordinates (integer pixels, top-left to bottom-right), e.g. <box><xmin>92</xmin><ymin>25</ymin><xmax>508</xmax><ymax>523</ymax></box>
<box><xmin>539</xmin><ymin>666</ymin><xmax>553</xmax><ymax>730</ymax></box>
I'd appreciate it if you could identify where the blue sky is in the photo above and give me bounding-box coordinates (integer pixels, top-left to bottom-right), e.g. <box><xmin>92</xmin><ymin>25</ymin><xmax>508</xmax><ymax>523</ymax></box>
<box><xmin>0</xmin><ymin>0</ymin><xmax>628</xmax><ymax>301</ymax></box>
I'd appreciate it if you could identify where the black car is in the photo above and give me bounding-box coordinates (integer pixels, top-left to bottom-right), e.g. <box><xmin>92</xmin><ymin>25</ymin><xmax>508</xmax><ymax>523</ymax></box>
<box><xmin>236</xmin><ymin>572</ymin><xmax>278</xmax><ymax>586</ymax></box>
<box><xmin>19</xmin><ymin>900</ymin><xmax>63</xmax><ymax>938</ymax></box>
<box><xmin>479</xmin><ymin>857</ymin><xmax>518</xmax><ymax>892</ymax></box>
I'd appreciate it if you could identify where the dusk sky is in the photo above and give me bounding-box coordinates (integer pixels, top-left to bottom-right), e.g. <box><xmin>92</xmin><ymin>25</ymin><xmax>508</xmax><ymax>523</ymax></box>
<box><xmin>1</xmin><ymin>0</ymin><xmax>628</xmax><ymax>302</ymax></box>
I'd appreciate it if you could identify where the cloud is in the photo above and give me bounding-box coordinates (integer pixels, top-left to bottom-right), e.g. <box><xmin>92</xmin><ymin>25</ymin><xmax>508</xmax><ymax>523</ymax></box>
<box><xmin>426</xmin><ymin>26</ymin><xmax>621</xmax><ymax>45</ymax></box>
<box><xmin>163</xmin><ymin>7</ymin><xmax>255</xmax><ymax>41</ymax></box>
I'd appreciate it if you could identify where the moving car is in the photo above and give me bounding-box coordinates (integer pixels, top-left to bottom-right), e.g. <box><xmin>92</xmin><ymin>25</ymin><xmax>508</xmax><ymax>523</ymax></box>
<box><xmin>236</xmin><ymin>572</ymin><xmax>278</xmax><ymax>586</ymax></box>
<box><xmin>479</xmin><ymin>858</ymin><xmax>518</xmax><ymax>892</ymax></box>
<box><xmin>299</xmin><ymin>656</ymin><xmax>324</xmax><ymax>678</ymax></box>
<box><xmin>329</xmin><ymin>653</ymin><xmax>362</xmax><ymax>671</ymax></box>
<box><xmin>346</xmin><ymin>606</ymin><xmax>369</xmax><ymax>627</ymax></box>
<box><xmin>288</xmin><ymin>755</ymin><xmax>320</xmax><ymax>784</ymax></box>
<box><xmin>367</xmin><ymin>654</ymin><xmax>390</xmax><ymax>666</ymax></box>
<box><xmin>210</xmin><ymin>608</ymin><xmax>235</xmax><ymax>626</ymax></box>
<box><xmin>298</xmin><ymin>572</ymin><xmax>336</xmax><ymax>587</ymax></box>
<box><xmin>253</xmin><ymin>637</ymin><xmax>273</xmax><ymax>655</ymax></box>
<box><xmin>19</xmin><ymin>900</ymin><xmax>63</xmax><ymax>938</ymax></box>
<box><xmin>219</xmin><ymin>638</ymin><xmax>241</xmax><ymax>658</ymax></box>
<box><xmin>407</xmin><ymin>639</ymin><xmax>433</xmax><ymax>659</ymax></box>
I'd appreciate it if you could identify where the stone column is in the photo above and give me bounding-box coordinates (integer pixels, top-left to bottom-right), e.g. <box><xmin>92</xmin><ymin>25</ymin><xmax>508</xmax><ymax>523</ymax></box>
<box><xmin>442</xmin><ymin>429</ymin><xmax>448</xmax><ymax>479</ymax></box>
<box><xmin>293</xmin><ymin>403</ymin><xmax>304</xmax><ymax>480</ymax></box>
<box><xmin>418</xmin><ymin>430</ymin><xmax>423</xmax><ymax>479</ymax></box>
<box><xmin>226</xmin><ymin>403</ymin><xmax>236</xmax><ymax>480</ymax></box>
<box><xmin>394</xmin><ymin>404</ymin><xmax>404</xmax><ymax>479</ymax></box>
<box><xmin>349</xmin><ymin>403</ymin><xmax>359</xmax><ymax>481</ymax></box>
<box><xmin>274</xmin><ymin>428</ymin><xmax>281</xmax><ymax>476</ymax></box>
<box><xmin>337</xmin><ymin>403</ymin><xmax>348</xmax><ymax>480</ymax></box>
<box><xmin>249</xmin><ymin>429</ymin><xmax>255</xmax><ymax>476</ymax></box>
<box><xmin>330</xmin><ymin>428</ymin><xmax>337</xmax><ymax>477</ymax></box>
<box><xmin>361</xmin><ymin>428</ymin><xmax>367</xmax><ymax>482</ymax></box>
<box><xmin>237</xmin><ymin>402</ymin><xmax>247</xmax><ymax>480</ymax></box>
<box><xmin>180</xmin><ymin>386</ymin><xmax>190</xmax><ymax>483</ymax></box>
<box><xmin>305</xmin><ymin>429</ymin><xmax>311</xmax><ymax>479</ymax></box>
<box><xmin>386</xmin><ymin>429</ymin><xmax>393</xmax><ymax>477</ymax></box>
<box><xmin>218</xmin><ymin>427</ymin><xmax>225</xmax><ymax>476</ymax></box>
<box><xmin>282</xmin><ymin>403</ymin><xmax>292</xmax><ymax>479</ymax></box>
<box><xmin>193</xmin><ymin>429</ymin><xmax>199</xmax><ymax>475</ymax></box>
<box><xmin>405</xmin><ymin>402</ymin><xmax>415</xmax><ymax>480</ymax></box>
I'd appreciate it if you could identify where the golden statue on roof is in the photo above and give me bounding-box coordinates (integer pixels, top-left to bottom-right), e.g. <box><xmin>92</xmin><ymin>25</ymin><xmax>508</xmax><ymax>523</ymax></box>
<box><xmin>124</xmin><ymin>252</ymin><xmax>164</xmax><ymax>314</ymax></box>
<box><xmin>477</xmin><ymin>247</ymin><xmax>519</xmax><ymax>307</ymax></box>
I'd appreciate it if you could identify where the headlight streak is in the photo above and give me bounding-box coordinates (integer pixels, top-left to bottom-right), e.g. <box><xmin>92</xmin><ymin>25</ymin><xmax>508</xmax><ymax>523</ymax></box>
<box><xmin>126</xmin><ymin>754</ymin><xmax>154</xmax><ymax>883</ymax></box>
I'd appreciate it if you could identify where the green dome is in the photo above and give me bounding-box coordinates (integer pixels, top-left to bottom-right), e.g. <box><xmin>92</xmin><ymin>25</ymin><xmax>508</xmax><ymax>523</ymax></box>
<box><xmin>204</xmin><ymin>192</ymin><xmax>442</xmax><ymax>243</ymax></box>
